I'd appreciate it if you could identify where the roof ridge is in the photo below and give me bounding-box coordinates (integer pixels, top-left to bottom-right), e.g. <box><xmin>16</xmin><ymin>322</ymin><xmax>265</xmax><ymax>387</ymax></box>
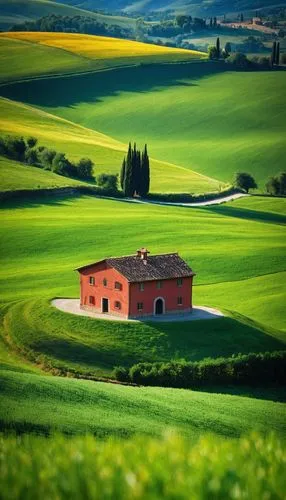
<box><xmin>107</xmin><ymin>252</ymin><xmax>179</xmax><ymax>260</ymax></box>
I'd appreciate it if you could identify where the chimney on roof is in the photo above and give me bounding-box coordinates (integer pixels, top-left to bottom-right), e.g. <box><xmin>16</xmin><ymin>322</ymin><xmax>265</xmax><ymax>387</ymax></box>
<box><xmin>137</xmin><ymin>247</ymin><xmax>150</xmax><ymax>262</ymax></box>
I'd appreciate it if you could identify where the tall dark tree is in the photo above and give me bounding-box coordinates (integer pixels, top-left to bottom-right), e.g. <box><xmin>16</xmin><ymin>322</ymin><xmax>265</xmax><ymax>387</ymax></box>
<box><xmin>216</xmin><ymin>37</ymin><xmax>220</xmax><ymax>58</ymax></box>
<box><xmin>210</xmin><ymin>17</ymin><xmax>213</xmax><ymax>28</ymax></box>
<box><xmin>276</xmin><ymin>42</ymin><xmax>280</xmax><ymax>65</ymax></box>
<box><xmin>123</xmin><ymin>142</ymin><xmax>135</xmax><ymax>197</ymax></box>
<box><xmin>120</xmin><ymin>157</ymin><xmax>126</xmax><ymax>190</ymax></box>
<box><xmin>139</xmin><ymin>144</ymin><xmax>150</xmax><ymax>197</ymax></box>
<box><xmin>240</xmin><ymin>13</ymin><xmax>244</xmax><ymax>22</ymax></box>
<box><xmin>271</xmin><ymin>41</ymin><xmax>277</xmax><ymax>66</ymax></box>
<box><xmin>213</xmin><ymin>16</ymin><xmax>217</xmax><ymax>27</ymax></box>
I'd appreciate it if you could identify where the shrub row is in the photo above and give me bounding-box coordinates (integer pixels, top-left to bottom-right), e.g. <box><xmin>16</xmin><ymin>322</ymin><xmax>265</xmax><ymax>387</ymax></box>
<box><xmin>113</xmin><ymin>350</ymin><xmax>286</xmax><ymax>388</ymax></box>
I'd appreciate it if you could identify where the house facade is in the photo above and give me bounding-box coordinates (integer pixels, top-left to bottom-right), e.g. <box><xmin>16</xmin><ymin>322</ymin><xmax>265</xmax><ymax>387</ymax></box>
<box><xmin>76</xmin><ymin>248</ymin><xmax>195</xmax><ymax>319</ymax></box>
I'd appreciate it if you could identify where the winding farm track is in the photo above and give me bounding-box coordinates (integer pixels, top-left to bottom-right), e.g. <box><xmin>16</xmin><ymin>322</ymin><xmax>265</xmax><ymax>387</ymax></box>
<box><xmin>107</xmin><ymin>192</ymin><xmax>249</xmax><ymax>207</ymax></box>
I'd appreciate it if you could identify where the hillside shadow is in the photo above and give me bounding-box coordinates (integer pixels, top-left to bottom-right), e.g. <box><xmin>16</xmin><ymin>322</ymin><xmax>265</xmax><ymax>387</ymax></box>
<box><xmin>205</xmin><ymin>205</ymin><xmax>286</xmax><ymax>225</ymax></box>
<box><xmin>141</xmin><ymin>316</ymin><xmax>285</xmax><ymax>361</ymax></box>
<box><xmin>0</xmin><ymin>62</ymin><xmax>226</xmax><ymax>109</ymax></box>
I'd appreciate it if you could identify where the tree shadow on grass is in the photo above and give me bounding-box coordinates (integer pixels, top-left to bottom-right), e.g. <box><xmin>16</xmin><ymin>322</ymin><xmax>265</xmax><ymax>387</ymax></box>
<box><xmin>205</xmin><ymin>204</ymin><xmax>286</xmax><ymax>225</ymax></box>
<box><xmin>0</xmin><ymin>62</ymin><xmax>225</xmax><ymax>109</ymax></box>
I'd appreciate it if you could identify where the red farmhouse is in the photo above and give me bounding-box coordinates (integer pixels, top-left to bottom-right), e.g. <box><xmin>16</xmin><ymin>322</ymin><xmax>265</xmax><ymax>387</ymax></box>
<box><xmin>76</xmin><ymin>248</ymin><xmax>195</xmax><ymax>319</ymax></box>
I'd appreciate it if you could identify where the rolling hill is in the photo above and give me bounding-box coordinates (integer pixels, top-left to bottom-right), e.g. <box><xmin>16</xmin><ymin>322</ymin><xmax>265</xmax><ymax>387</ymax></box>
<box><xmin>0</xmin><ymin>0</ymin><xmax>137</xmax><ymax>30</ymax></box>
<box><xmin>1</xmin><ymin>32</ymin><xmax>284</xmax><ymax>187</ymax></box>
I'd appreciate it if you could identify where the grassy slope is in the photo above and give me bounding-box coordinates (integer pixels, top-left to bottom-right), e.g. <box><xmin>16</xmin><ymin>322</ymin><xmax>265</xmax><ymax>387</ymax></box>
<box><xmin>4</xmin><ymin>298</ymin><xmax>285</xmax><ymax>378</ymax></box>
<box><xmin>2</xmin><ymin>36</ymin><xmax>283</xmax><ymax>186</ymax></box>
<box><xmin>0</xmin><ymin>98</ymin><xmax>219</xmax><ymax>193</ymax></box>
<box><xmin>33</xmin><ymin>68</ymin><xmax>285</xmax><ymax>187</ymax></box>
<box><xmin>1</xmin><ymin>369</ymin><xmax>285</xmax><ymax>438</ymax></box>
<box><xmin>0</xmin><ymin>0</ymin><xmax>137</xmax><ymax>30</ymax></box>
<box><xmin>0</xmin><ymin>156</ymin><xmax>93</xmax><ymax>190</ymax></box>
<box><xmin>0</xmin><ymin>32</ymin><xmax>205</xmax><ymax>83</ymax></box>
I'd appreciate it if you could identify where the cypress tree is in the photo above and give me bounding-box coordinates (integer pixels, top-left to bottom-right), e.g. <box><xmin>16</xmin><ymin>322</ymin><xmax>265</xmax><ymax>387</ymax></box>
<box><xmin>120</xmin><ymin>156</ymin><xmax>126</xmax><ymax>190</ymax></box>
<box><xmin>139</xmin><ymin>144</ymin><xmax>150</xmax><ymax>197</ymax></box>
<box><xmin>276</xmin><ymin>42</ymin><xmax>280</xmax><ymax>65</ymax></box>
<box><xmin>123</xmin><ymin>142</ymin><xmax>135</xmax><ymax>197</ymax></box>
<box><xmin>216</xmin><ymin>37</ymin><xmax>220</xmax><ymax>58</ymax></box>
<box><xmin>271</xmin><ymin>41</ymin><xmax>276</xmax><ymax>67</ymax></box>
<box><xmin>210</xmin><ymin>17</ymin><xmax>213</xmax><ymax>28</ymax></box>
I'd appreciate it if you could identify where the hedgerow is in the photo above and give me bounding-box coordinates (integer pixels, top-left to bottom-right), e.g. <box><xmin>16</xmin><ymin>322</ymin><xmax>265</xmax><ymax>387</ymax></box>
<box><xmin>114</xmin><ymin>350</ymin><xmax>286</xmax><ymax>387</ymax></box>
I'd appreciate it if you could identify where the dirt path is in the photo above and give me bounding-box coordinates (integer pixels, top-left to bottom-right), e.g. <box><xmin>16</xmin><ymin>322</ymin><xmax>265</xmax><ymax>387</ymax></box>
<box><xmin>52</xmin><ymin>298</ymin><xmax>224</xmax><ymax>322</ymax></box>
<box><xmin>106</xmin><ymin>192</ymin><xmax>249</xmax><ymax>208</ymax></box>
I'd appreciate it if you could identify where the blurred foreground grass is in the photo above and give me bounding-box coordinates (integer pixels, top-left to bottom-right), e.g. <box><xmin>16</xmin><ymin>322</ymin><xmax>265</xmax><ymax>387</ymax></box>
<box><xmin>1</xmin><ymin>432</ymin><xmax>285</xmax><ymax>500</ymax></box>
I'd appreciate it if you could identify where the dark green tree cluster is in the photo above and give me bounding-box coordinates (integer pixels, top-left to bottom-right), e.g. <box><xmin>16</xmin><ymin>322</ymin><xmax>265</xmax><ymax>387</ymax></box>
<box><xmin>120</xmin><ymin>143</ymin><xmax>150</xmax><ymax>197</ymax></box>
<box><xmin>266</xmin><ymin>172</ymin><xmax>286</xmax><ymax>195</ymax></box>
<box><xmin>10</xmin><ymin>14</ymin><xmax>131</xmax><ymax>40</ymax></box>
<box><xmin>234</xmin><ymin>172</ymin><xmax>257</xmax><ymax>193</ymax></box>
<box><xmin>0</xmin><ymin>135</ymin><xmax>94</xmax><ymax>181</ymax></box>
<box><xmin>271</xmin><ymin>41</ymin><xmax>280</xmax><ymax>66</ymax></box>
<box><xmin>113</xmin><ymin>350</ymin><xmax>286</xmax><ymax>388</ymax></box>
<box><xmin>208</xmin><ymin>37</ymin><xmax>221</xmax><ymax>59</ymax></box>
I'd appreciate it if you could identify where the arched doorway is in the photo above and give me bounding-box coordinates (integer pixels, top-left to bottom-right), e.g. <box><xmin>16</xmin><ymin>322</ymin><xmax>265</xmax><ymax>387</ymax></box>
<box><xmin>154</xmin><ymin>297</ymin><xmax>165</xmax><ymax>315</ymax></box>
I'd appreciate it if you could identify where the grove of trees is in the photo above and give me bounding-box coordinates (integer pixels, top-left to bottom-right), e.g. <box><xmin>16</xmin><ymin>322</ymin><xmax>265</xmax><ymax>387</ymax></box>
<box><xmin>120</xmin><ymin>143</ymin><xmax>150</xmax><ymax>197</ymax></box>
<box><xmin>0</xmin><ymin>135</ymin><xmax>94</xmax><ymax>181</ymax></box>
<box><xmin>266</xmin><ymin>172</ymin><xmax>286</xmax><ymax>195</ymax></box>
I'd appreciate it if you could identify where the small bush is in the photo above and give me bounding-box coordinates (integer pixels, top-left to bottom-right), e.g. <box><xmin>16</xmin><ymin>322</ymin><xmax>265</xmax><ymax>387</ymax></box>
<box><xmin>97</xmin><ymin>173</ymin><xmax>118</xmax><ymax>192</ymax></box>
<box><xmin>77</xmin><ymin>157</ymin><xmax>94</xmax><ymax>180</ymax></box>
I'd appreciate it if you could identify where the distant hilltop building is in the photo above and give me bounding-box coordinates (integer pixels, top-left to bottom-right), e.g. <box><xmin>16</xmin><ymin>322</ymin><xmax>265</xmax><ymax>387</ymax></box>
<box><xmin>76</xmin><ymin>248</ymin><xmax>195</xmax><ymax>319</ymax></box>
<box><xmin>252</xmin><ymin>17</ymin><xmax>262</xmax><ymax>25</ymax></box>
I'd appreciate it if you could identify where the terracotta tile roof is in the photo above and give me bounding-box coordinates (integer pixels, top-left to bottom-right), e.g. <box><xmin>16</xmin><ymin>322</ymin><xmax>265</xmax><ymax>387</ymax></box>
<box><xmin>77</xmin><ymin>253</ymin><xmax>195</xmax><ymax>282</ymax></box>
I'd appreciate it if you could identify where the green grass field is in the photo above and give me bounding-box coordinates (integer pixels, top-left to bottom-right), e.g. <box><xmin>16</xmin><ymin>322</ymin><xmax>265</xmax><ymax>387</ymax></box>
<box><xmin>0</xmin><ymin>32</ymin><xmax>205</xmax><ymax>83</ymax></box>
<box><xmin>1</xmin><ymin>33</ymin><xmax>284</xmax><ymax>187</ymax></box>
<box><xmin>1</xmin><ymin>369</ymin><xmax>285</xmax><ymax>438</ymax></box>
<box><xmin>0</xmin><ymin>97</ymin><xmax>219</xmax><ymax>193</ymax></box>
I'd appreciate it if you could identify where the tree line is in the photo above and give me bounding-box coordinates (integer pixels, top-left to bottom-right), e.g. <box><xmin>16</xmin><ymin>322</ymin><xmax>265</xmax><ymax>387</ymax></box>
<box><xmin>120</xmin><ymin>143</ymin><xmax>150</xmax><ymax>197</ymax></box>
<box><xmin>208</xmin><ymin>37</ymin><xmax>283</xmax><ymax>68</ymax></box>
<box><xmin>113</xmin><ymin>350</ymin><xmax>286</xmax><ymax>388</ymax></box>
<box><xmin>0</xmin><ymin>135</ymin><xmax>94</xmax><ymax>181</ymax></box>
<box><xmin>10</xmin><ymin>14</ymin><xmax>131</xmax><ymax>40</ymax></box>
<box><xmin>234</xmin><ymin>171</ymin><xmax>286</xmax><ymax>195</ymax></box>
